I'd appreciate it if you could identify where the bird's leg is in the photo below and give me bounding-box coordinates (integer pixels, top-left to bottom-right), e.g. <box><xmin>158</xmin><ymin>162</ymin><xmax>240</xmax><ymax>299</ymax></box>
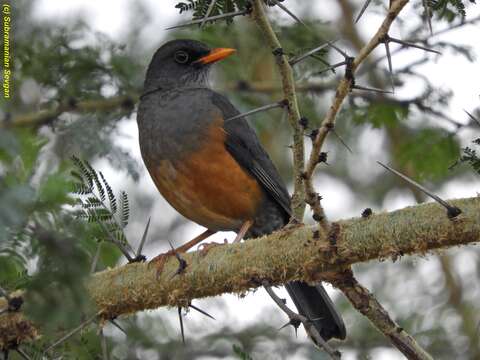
<box><xmin>233</xmin><ymin>220</ymin><xmax>253</xmax><ymax>243</ymax></box>
<box><xmin>150</xmin><ymin>229</ymin><xmax>215</xmax><ymax>277</ymax></box>
<box><xmin>199</xmin><ymin>220</ymin><xmax>253</xmax><ymax>257</ymax></box>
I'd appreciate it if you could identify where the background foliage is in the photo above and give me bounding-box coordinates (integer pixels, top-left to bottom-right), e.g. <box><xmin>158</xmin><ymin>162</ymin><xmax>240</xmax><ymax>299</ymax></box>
<box><xmin>1</xmin><ymin>0</ymin><xmax>479</xmax><ymax>359</ymax></box>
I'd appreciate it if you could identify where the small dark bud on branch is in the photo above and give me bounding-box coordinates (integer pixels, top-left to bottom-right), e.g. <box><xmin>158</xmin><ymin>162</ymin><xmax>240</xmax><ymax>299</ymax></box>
<box><xmin>272</xmin><ymin>47</ymin><xmax>284</xmax><ymax>57</ymax></box>
<box><xmin>299</xmin><ymin>117</ymin><xmax>309</xmax><ymax>128</ymax></box>
<box><xmin>309</xmin><ymin>129</ymin><xmax>319</xmax><ymax>140</ymax></box>
<box><xmin>361</xmin><ymin>208</ymin><xmax>373</xmax><ymax>218</ymax></box>
<box><xmin>318</xmin><ymin>152</ymin><xmax>328</xmax><ymax>163</ymax></box>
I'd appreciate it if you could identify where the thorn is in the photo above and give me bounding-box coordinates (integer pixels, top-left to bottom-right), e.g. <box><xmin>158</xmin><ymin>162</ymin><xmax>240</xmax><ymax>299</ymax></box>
<box><xmin>15</xmin><ymin>349</ymin><xmax>31</xmax><ymax>360</ymax></box>
<box><xmin>136</xmin><ymin>217</ymin><xmax>151</xmax><ymax>260</ymax></box>
<box><xmin>165</xmin><ymin>8</ymin><xmax>250</xmax><ymax>30</ymax></box>
<box><xmin>98</xmin><ymin>220</ymin><xmax>134</xmax><ymax>262</ymax></box>
<box><xmin>331</xmin><ymin>129</ymin><xmax>353</xmax><ymax>154</ymax></box>
<box><xmin>90</xmin><ymin>242</ymin><xmax>103</xmax><ymax>274</ymax></box>
<box><xmin>422</xmin><ymin>0</ymin><xmax>433</xmax><ymax>35</ymax></box>
<box><xmin>377</xmin><ymin>161</ymin><xmax>462</xmax><ymax>218</ymax></box>
<box><xmin>313</xmin><ymin>60</ymin><xmax>347</xmax><ymax>75</ymax></box>
<box><xmin>167</xmin><ymin>240</ymin><xmax>187</xmax><ymax>279</ymax></box>
<box><xmin>200</xmin><ymin>0</ymin><xmax>218</xmax><ymax>28</ymax></box>
<box><xmin>109</xmin><ymin>319</ymin><xmax>127</xmax><ymax>335</ymax></box>
<box><xmin>44</xmin><ymin>313</ymin><xmax>98</xmax><ymax>354</ymax></box>
<box><xmin>224</xmin><ymin>100</ymin><xmax>287</xmax><ymax>122</ymax></box>
<box><xmin>328</xmin><ymin>41</ymin><xmax>349</xmax><ymax>59</ymax></box>
<box><xmin>270</xmin><ymin>0</ymin><xmax>307</xmax><ymax>27</ymax></box>
<box><xmin>388</xmin><ymin>36</ymin><xmax>441</xmax><ymax>55</ymax></box>
<box><xmin>119</xmin><ymin>247</ymin><xmax>134</xmax><ymax>262</ymax></box>
<box><xmin>310</xmin><ymin>54</ymin><xmax>337</xmax><ymax>74</ymax></box>
<box><xmin>351</xmin><ymin>84</ymin><xmax>393</xmax><ymax>94</ymax></box>
<box><xmin>278</xmin><ymin>317</ymin><xmax>301</xmax><ymax>332</ymax></box>
<box><xmin>464</xmin><ymin>109</ymin><xmax>480</xmax><ymax>127</ymax></box>
<box><xmin>178</xmin><ymin>307</ymin><xmax>185</xmax><ymax>344</ymax></box>
<box><xmin>100</xmin><ymin>328</ymin><xmax>109</xmax><ymax>360</ymax></box>
<box><xmin>289</xmin><ymin>42</ymin><xmax>331</xmax><ymax>66</ymax></box>
<box><xmin>355</xmin><ymin>0</ymin><xmax>372</xmax><ymax>23</ymax></box>
<box><xmin>383</xmin><ymin>38</ymin><xmax>395</xmax><ymax>93</ymax></box>
<box><xmin>188</xmin><ymin>303</ymin><xmax>216</xmax><ymax>320</ymax></box>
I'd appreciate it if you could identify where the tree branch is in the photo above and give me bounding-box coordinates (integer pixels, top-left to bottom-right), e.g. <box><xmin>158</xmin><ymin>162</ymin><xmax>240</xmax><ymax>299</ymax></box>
<box><xmin>438</xmin><ymin>254</ymin><xmax>480</xmax><ymax>357</ymax></box>
<box><xmin>3</xmin><ymin>95</ymin><xmax>137</xmax><ymax>128</ymax></box>
<box><xmin>333</xmin><ymin>269</ymin><xmax>433</xmax><ymax>360</ymax></box>
<box><xmin>2</xmin><ymin>197</ymin><xmax>480</xmax><ymax>351</ymax></box>
<box><xmin>86</xmin><ymin>197</ymin><xmax>478</xmax><ymax>318</ymax></box>
<box><xmin>252</xmin><ymin>0</ymin><xmax>306</xmax><ymax>219</ymax></box>
<box><xmin>303</xmin><ymin>0</ymin><xmax>409</xmax><ymax>230</ymax></box>
<box><xmin>306</xmin><ymin>0</ymin><xmax>409</xmax><ymax>177</ymax></box>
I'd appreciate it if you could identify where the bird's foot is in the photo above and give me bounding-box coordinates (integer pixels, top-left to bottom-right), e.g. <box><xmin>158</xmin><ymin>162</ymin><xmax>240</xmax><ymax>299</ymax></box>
<box><xmin>198</xmin><ymin>240</ymin><xmax>228</xmax><ymax>257</ymax></box>
<box><xmin>149</xmin><ymin>250</ymin><xmax>187</xmax><ymax>279</ymax></box>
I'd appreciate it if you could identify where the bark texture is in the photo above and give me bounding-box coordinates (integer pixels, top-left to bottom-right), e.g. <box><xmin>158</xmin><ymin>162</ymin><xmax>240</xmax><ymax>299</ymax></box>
<box><xmin>86</xmin><ymin>197</ymin><xmax>479</xmax><ymax>318</ymax></box>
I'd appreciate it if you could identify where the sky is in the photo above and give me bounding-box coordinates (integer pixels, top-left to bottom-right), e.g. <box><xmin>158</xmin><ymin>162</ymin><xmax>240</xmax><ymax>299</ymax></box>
<box><xmin>30</xmin><ymin>1</ymin><xmax>480</xmax><ymax>359</ymax></box>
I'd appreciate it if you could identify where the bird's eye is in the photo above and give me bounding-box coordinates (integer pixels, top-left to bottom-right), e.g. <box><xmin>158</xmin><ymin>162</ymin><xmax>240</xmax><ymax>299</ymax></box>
<box><xmin>174</xmin><ymin>51</ymin><xmax>189</xmax><ymax>64</ymax></box>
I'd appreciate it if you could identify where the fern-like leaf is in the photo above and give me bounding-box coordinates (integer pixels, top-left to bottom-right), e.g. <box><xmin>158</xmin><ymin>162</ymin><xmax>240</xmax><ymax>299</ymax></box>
<box><xmin>119</xmin><ymin>191</ymin><xmax>129</xmax><ymax>229</ymax></box>
<box><xmin>71</xmin><ymin>155</ymin><xmax>94</xmax><ymax>189</ymax></box>
<box><xmin>459</xmin><ymin>145</ymin><xmax>480</xmax><ymax>175</ymax></box>
<box><xmin>99</xmin><ymin>171</ymin><xmax>117</xmax><ymax>214</ymax></box>
<box><xmin>85</xmin><ymin>161</ymin><xmax>106</xmax><ymax>202</ymax></box>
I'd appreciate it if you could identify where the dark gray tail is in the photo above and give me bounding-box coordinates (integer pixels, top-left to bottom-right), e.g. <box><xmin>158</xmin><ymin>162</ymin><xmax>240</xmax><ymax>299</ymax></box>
<box><xmin>285</xmin><ymin>281</ymin><xmax>346</xmax><ymax>341</ymax></box>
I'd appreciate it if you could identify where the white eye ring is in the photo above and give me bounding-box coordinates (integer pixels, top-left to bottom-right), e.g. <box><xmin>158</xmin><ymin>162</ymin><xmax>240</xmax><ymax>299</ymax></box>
<box><xmin>174</xmin><ymin>51</ymin><xmax>189</xmax><ymax>64</ymax></box>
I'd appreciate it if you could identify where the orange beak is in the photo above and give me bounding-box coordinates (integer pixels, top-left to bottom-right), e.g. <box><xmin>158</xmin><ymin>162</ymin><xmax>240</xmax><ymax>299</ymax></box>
<box><xmin>196</xmin><ymin>48</ymin><xmax>236</xmax><ymax>65</ymax></box>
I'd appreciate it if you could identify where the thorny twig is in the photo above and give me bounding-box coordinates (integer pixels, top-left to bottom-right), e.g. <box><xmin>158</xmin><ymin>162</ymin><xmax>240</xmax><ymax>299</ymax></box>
<box><xmin>135</xmin><ymin>217</ymin><xmax>151</xmax><ymax>262</ymax></box>
<box><xmin>15</xmin><ymin>348</ymin><xmax>32</xmax><ymax>360</ymax></box>
<box><xmin>224</xmin><ymin>100</ymin><xmax>287</xmax><ymax>122</ymax></box>
<box><xmin>262</xmin><ymin>282</ymin><xmax>341</xmax><ymax>359</ymax></box>
<box><xmin>4</xmin><ymin>95</ymin><xmax>136</xmax><ymax>129</ymax></box>
<box><xmin>253</xmin><ymin>0</ymin><xmax>306</xmax><ymax>220</ymax></box>
<box><xmin>377</xmin><ymin>161</ymin><xmax>462</xmax><ymax>218</ymax></box>
<box><xmin>268</xmin><ymin>0</ymin><xmax>306</xmax><ymax>27</ymax></box>
<box><xmin>166</xmin><ymin>8</ymin><xmax>251</xmax><ymax>30</ymax></box>
<box><xmin>43</xmin><ymin>313</ymin><xmax>99</xmax><ymax>354</ymax></box>
<box><xmin>200</xmin><ymin>0</ymin><xmax>218</xmax><ymax>28</ymax></box>
<box><xmin>333</xmin><ymin>269</ymin><xmax>433</xmax><ymax>360</ymax></box>
<box><xmin>304</xmin><ymin>0</ymin><xmax>410</xmax><ymax>231</ymax></box>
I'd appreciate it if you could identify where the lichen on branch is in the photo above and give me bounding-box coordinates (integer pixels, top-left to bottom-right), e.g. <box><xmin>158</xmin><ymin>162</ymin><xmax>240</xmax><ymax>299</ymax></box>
<box><xmin>86</xmin><ymin>197</ymin><xmax>479</xmax><ymax>318</ymax></box>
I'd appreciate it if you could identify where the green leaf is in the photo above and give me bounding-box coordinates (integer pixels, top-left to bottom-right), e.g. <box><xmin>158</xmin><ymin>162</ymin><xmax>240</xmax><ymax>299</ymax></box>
<box><xmin>0</xmin><ymin>254</ymin><xmax>28</xmax><ymax>286</ymax></box>
<box><xmin>37</xmin><ymin>173</ymin><xmax>74</xmax><ymax>211</ymax></box>
<box><xmin>353</xmin><ymin>102</ymin><xmax>409</xmax><ymax>129</ymax></box>
<box><xmin>396</xmin><ymin>128</ymin><xmax>460</xmax><ymax>180</ymax></box>
<box><xmin>232</xmin><ymin>344</ymin><xmax>253</xmax><ymax>360</ymax></box>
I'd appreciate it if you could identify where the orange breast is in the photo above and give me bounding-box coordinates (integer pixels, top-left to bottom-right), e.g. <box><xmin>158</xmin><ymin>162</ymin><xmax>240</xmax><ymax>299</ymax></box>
<box><xmin>148</xmin><ymin>120</ymin><xmax>262</xmax><ymax>231</ymax></box>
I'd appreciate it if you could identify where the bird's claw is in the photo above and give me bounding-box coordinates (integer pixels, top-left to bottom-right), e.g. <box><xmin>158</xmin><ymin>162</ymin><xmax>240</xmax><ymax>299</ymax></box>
<box><xmin>198</xmin><ymin>240</ymin><xmax>228</xmax><ymax>257</ymax></box>
<box><xmin>149</xmin><ymin>250</ymin><xmax>176</xmax><ymax>279</ymax></box>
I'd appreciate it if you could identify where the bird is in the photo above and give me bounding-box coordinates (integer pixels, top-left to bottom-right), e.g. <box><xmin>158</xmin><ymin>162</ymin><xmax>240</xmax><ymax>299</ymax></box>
<box><xmin>136</xmin><ymin>39</ymin><xmax>346</xmax><ymax>343</ymax></box>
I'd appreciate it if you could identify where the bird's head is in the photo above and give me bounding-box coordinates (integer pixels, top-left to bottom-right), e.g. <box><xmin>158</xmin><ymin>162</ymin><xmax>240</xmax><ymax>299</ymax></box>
<box><xmin>144</xmin><ymin>39</ymin><xmax>236</xmax><ymax>91</ymax></box>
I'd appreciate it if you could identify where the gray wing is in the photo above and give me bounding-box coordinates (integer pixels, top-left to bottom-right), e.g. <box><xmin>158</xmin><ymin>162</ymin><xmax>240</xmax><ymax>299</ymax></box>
<box><xmin>210</xmin><ymin>91</ymin><xmax>292</xmax><ymax>217</ymax></box>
